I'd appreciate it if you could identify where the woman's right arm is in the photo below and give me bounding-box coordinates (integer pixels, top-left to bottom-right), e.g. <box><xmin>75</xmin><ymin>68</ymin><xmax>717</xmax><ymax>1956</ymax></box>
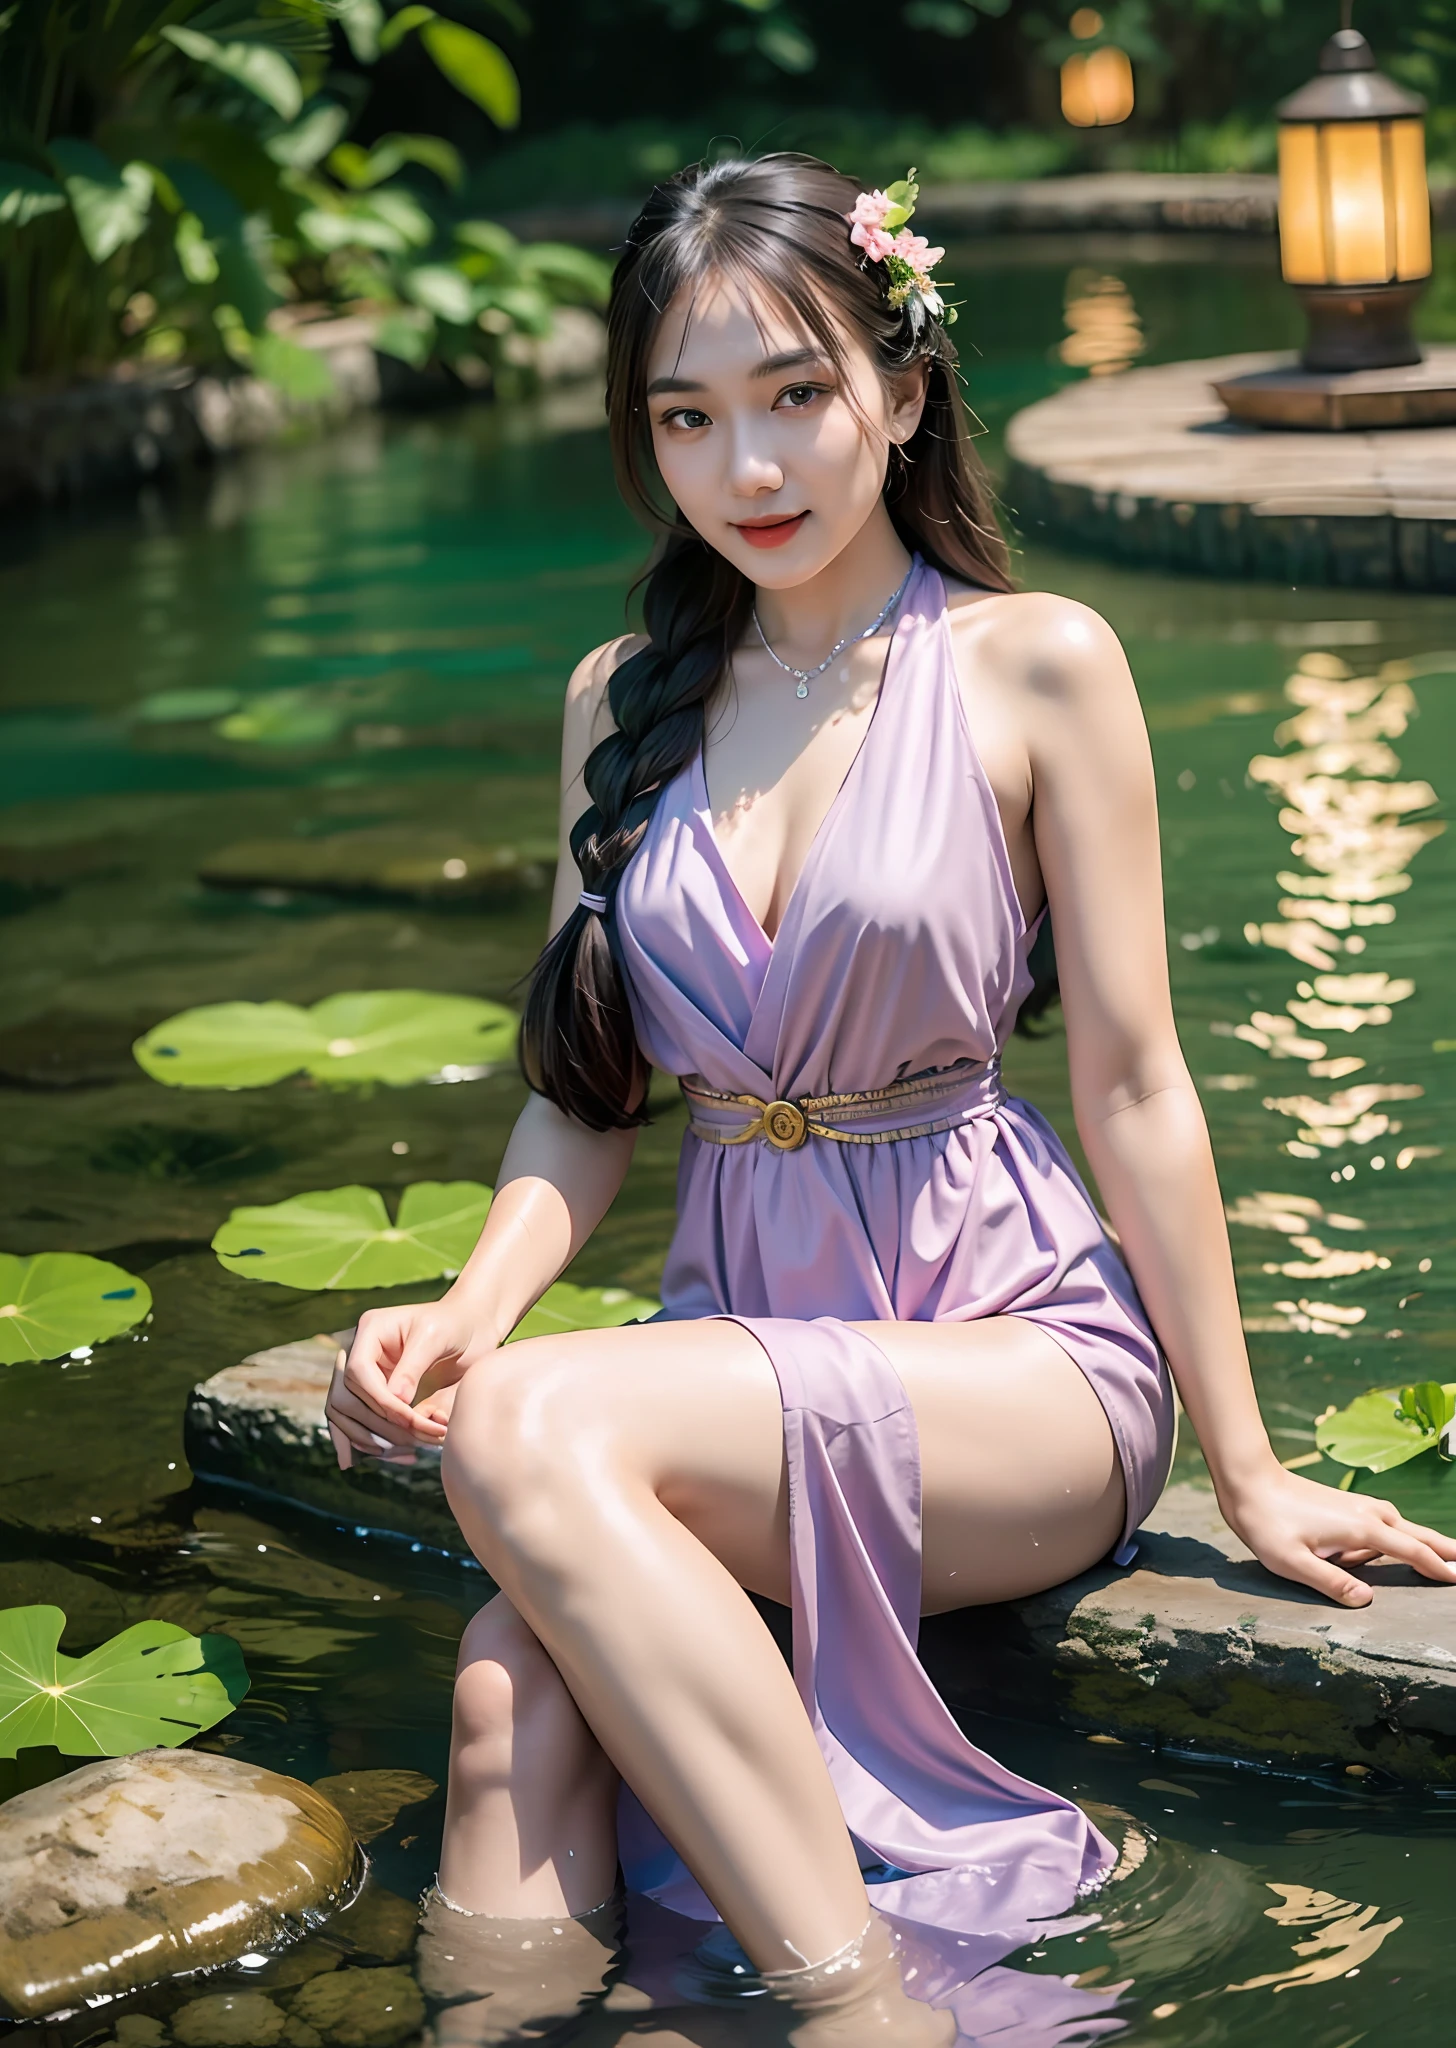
<box><xmin>326</xmin><ymin>633</ymin><xmax>646</xmax><ymax>1468</ymax></box>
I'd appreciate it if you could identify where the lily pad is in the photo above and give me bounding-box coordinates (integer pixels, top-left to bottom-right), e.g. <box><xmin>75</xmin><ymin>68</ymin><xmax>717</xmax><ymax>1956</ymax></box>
<box><xmin>0</xmin><ymin>1606</ymin><xmax>250</xmax><ymax>1757</ymax></box>
<box><xmin>134</xmin><ymin>989</ymin><xmax>517</xmax><ymax>1089</ymax></box>
<box><xmin>510</xmin><ymin>1279</ymin><xmax>660</xmax><ymax>1342</ymax></box>
<box><xmin>0</xmin><ymin>1253</ymin><xmax>152</xmax><ymax>1365</ymax></box>
<box><xmin>1315</xmin><ymin>1380</ymin><xmax>1456</xmax><ymax>1473</ymax></box>
<box><xmin>213</xmin><ymin>1181</ymin><xmax>493</xmax><ymax>1289</ymax></box>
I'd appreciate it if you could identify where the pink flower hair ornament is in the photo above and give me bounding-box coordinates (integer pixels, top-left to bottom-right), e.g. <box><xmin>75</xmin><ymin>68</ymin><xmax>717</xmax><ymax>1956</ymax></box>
<box><xmin>846</xmin><ymin>171</ymin><xmax>955</xmax><ymax>327</ymax></box>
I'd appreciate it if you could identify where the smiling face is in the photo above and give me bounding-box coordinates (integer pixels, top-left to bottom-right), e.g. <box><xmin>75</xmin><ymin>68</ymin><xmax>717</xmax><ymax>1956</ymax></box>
<box><xmin>644</xmin><ymin>269</ymin><xmax>926</xmax><ymax>588</ymax></box>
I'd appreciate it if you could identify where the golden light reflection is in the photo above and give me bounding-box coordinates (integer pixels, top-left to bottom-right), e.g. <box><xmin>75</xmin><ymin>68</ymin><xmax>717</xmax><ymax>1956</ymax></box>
<box><xmin>1227</xmin><ymin>1882</ymin><xmax>1403</xmax><ymax>1994</ymax></box>
<box><xmin>1223</xmin><ymin>648</ymin><xmax>1444</xmax><ymax>1337</ymax></box>
<box><xmin>1058</xmin><ymin>272</ymin><xmax>1145</xmax><ymax>376</ymax></box>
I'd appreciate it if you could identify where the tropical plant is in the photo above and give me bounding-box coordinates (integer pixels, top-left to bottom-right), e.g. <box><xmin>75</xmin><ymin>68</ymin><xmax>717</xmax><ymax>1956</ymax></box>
<box><xmin>133</xmin><ymin>990</ymin><xmax>518</xmax><ymax>1088</ymax></box>
<box><xmin>0</xmin><ymin>1606</ymin><xmax>250</xmax><ymax>1756</ymax></box>
<box><xmin>213</xmin><ymin>1180</ymin><xmax>497</xmax><ymax>1287</ymax></box>
<box><xmin>1315</xmin><ymin>1379</ymin><xmax>1456</xmax><ymax>1473</ymax></box>
<box><xmin>0</xmin><ymin>0</ymin><xmax>609</xmax><ymax>392</ymax></box>
<box><xmin>0</xmin><ymin>1253</ymin><xmax>152</xmax><ymax>1365</ymax></box>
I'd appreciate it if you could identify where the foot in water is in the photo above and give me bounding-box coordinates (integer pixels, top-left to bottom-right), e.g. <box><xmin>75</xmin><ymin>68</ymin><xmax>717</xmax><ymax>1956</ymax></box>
<box><xmin>416</xmin><ymin>1884</ymin><xmax>621</xmax><ymax>2044</ymax></box>
<box><xmin>763</xmin><ymin>1915</ymin><xmax>956</xmax><ymax>2046</ymax></box>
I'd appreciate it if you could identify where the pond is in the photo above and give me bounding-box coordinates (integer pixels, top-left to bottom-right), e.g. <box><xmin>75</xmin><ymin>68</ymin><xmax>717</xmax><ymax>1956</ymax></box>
<box><xmin>1</xmin><ymin>240</ymin><xmax>1454</xmax><ymax>2043</ymax></box>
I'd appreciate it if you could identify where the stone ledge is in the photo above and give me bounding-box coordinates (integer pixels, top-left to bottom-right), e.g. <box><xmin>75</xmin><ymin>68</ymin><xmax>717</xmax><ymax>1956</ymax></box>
<box><xmin>188</xmin><ymin>1337</ymin><xmax>1456</xmax><ymax>1779</ymax></box>
<box><xmin>1006</xmin><ymin>349</ymin><xmax>1456</xmax><ymax>590</ymax></box>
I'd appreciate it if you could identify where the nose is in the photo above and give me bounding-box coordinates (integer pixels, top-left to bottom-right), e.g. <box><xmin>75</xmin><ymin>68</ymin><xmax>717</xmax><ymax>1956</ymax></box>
<box><xmin>725</xmin><ymin>415</ymin><xmax>784</xmax><ymax>499</ymax></box>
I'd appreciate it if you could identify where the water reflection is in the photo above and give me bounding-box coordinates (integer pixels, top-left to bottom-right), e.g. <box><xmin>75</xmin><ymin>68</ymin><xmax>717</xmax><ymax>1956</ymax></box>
<box><xmin>1058</xmin><ymin>271</ymin><xmax>1145</xmax><ymax>377</ymax></box>
<box><xmin>1223</xmin><ymin>650</ymin><xmax>1446</xmax><ymax>1343</ymax></box>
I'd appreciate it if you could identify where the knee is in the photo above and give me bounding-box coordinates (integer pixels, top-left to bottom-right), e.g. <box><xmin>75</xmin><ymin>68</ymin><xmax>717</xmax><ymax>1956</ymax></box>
<box><xmin>452</xmin><ymin>1599</ymin><xmax>582</xmax><ymax>1780</ymax></box>
<box><xmin>442</xmin><ymin>1347</ymin><xmax>614</xmax><ymax>1574</ymax></box>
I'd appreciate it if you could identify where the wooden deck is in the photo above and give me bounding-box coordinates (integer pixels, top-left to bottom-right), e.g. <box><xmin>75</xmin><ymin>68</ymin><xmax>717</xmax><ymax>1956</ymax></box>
<box><xmin>1005</xmin><ymin>349</ymin><xmax>1456</xmax><ymax>589</ymax></box>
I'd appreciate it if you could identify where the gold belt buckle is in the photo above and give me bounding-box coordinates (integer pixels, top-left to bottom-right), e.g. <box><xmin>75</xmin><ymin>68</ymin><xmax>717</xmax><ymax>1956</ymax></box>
<box><xmin>761</xmin><ymin>1099</ymin><xmax>809</xmax><ymax>1150</ymax></box>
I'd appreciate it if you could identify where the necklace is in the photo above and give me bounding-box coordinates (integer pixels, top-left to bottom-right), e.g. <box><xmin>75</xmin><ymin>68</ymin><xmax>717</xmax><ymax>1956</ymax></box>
<box><xmin>753</xmin><ymin>562</ymin><xmax>914</xmax><ymax>699</ymax></box>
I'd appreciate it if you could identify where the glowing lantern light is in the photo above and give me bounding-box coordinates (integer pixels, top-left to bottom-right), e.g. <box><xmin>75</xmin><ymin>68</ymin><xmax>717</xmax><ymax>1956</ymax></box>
<box><xmin>1061</xmin><ymin>10</ymin><xmax>1135</xmax><ymax>130</ymax></box>
<box><xmin>1276</xmin><ymin>25</ymin><xmax>1431</xmax><ymax>370</ymax></box>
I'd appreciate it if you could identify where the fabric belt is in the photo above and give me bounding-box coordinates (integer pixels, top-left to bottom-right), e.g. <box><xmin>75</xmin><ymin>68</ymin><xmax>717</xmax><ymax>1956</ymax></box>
<box><xmin>681</xmin><ymin>1057</ymin><xmax>1006</xmax><ymax>1152</ymax></box>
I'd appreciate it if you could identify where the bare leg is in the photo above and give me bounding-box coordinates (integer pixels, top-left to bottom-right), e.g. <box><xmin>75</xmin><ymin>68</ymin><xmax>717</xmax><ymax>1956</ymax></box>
<box><xmin>439</xmin><ymin>1593</ymin><xmax>619</xmax><ymax>1916</ymax></box>
<box><xmin>439</xmin><ymin>1315</ymin><xmax>1122</xmax><ymax>2035</ymax></box>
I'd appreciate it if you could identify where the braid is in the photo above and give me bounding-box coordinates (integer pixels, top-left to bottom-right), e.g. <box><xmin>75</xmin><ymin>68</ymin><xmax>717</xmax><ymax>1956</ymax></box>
<box><xmin>519</xmin><ymin>150</ymin><xmax>1010</xmax><ymax>1128</ymax></box>
<box><xmin>520</xmin><ymin>534</ymin><xmax>750</xmax><ymax>1129</ymax></box>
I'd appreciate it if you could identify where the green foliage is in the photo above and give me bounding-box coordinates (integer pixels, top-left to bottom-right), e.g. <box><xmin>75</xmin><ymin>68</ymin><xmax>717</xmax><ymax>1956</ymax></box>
<box><xmin>212</xmin><ymin>1181</ymin><xmax>495</xmax><ymax>1288</ymax></box>
<box><xmin>508</xmin><ymin>1279</ymin><xmax>661</xmax><ymax>1341</ymax></box>
<box><xmin>1316</xmin><ymin>1381</ymin><xmax>1456</xmax><ymax>1474</ymax></box>
<box><xmin>134</xmin><ymin>990</ymin><xmax>518</xmax><ymax>1089</ymax></box>
<box><xmin>0</xmin><ymin>1253</ymin><xmax>152</xmax><ymax>1365</ymax></box>
<box><xmin>0</xmin><ymin>0</ymin><xmax>608</xmax><ymax>392</ymax></box>
<box><xmin>0</xmin><ymin>1606</ymin><xmax>250</xmax><ymax>1757</ymax></box>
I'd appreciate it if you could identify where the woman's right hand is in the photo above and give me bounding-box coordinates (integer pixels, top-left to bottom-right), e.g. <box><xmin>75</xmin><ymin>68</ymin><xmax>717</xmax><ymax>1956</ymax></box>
<box><xmin>325</xmin><ymin>1295</ymin><xmax>500</xmax><ymax>1469</ymax></box>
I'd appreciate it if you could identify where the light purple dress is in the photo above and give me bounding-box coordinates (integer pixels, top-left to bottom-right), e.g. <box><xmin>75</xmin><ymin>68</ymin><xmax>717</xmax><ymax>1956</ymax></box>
<box><xmin>611</xmin><ymin>558</ymin><xmax>1176</xmax><ymax>1949</ymax></box>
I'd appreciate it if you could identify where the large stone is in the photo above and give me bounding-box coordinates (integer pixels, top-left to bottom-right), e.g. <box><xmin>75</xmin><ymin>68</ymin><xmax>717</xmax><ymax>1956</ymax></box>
<box><xmin>924</xmin><ymin>1483</ymin><xmax>1456</xmax><ymax>1780</ymax></box>
<box><xmin>0</xmin><ymin>1749</ymin><xmax>358</xmax><ymax>2021</ymax></box>
<box><xmin>289</xmin><ymin>1966</ymin><xmax>425</xmax><ymax>2047</ymax></box>
<box><xmin>186</xmin><ymin>1334</ymin><xmax>460</xmax><ymax>1552</ymax></box>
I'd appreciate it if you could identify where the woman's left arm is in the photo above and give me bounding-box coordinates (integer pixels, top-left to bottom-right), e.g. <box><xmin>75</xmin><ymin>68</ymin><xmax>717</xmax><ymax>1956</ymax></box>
<box><xmin>1012</xmin><ymin>594</ymin><xmax>1456</xmax><ymax>1608</ymax></box>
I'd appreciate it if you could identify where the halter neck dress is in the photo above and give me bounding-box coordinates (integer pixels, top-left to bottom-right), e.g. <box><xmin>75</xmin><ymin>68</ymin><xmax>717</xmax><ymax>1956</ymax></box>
<box><xmin>611</xmin><ymin>557</ymin><xmax>1176</xmax><ymax>1951</ymax></box>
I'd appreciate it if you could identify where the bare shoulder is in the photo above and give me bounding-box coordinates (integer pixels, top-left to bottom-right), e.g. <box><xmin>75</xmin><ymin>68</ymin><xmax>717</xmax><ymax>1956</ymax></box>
<box><xmin>944</xmin><ymin>582</ymin><xmax>1135</xmax><ymax>713</ymax></box>
<box><xmin>561</xmin><ymin>632</ymin><xmax>649</xmax><ymax>788</ymax></box>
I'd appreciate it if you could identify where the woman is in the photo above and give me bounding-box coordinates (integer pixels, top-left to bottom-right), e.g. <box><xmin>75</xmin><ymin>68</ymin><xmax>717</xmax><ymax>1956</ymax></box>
<box><xmin>326</xmin><ymin>155</ymin><xmax>1456</xmax><ymax>2041</ymax></box>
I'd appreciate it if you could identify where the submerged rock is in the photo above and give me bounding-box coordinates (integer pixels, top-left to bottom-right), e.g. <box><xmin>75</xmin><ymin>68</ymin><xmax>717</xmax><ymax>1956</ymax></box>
<box><xmin>289</xmin><ymin>1965</ymin><xmax>425</xmax><ymax>2046</ymax></box>
<box><xmin>198</xmin><ymin>833</ymin><xmax>555</xmax><ymax>905</ymax></box>
<box><xmin>0</xmin><ymin>1748</ymin><xmax>357</xmax><ymax>2021</ymax></box>
<box><xmin>172</xmin><ymin>1989</ymin><xmax>289</xmax><ymax>2046</ymax></box>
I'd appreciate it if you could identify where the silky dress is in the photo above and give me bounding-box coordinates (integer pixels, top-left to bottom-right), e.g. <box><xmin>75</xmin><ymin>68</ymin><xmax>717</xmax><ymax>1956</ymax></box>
<box><xmin>609</xmin><ymin>558</ymin><xmax>1177</xmax><ymax>1954</ymax></box>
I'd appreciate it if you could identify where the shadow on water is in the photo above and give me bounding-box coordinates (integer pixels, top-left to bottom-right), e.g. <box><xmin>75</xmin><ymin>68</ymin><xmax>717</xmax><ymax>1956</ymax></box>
<box><xmin>2</xmin><ymin>247</ymin><xmax>1455</xmax><ymax>2039</ymax></box>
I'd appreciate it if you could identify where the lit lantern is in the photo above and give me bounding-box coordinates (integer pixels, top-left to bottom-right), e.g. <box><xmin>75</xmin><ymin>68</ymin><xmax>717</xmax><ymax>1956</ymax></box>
<box><xmin>1277</xmin><ymin>26</ymin><xmax>1431</xmax><ymax>371</ymax></box>
<box><xmin>1061</xmin><ymin>10</ymin><xmax>1135</xmax><ymax>130</ymax></box>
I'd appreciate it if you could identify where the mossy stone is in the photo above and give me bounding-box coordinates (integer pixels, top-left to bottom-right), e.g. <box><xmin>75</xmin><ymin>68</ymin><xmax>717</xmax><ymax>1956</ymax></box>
<box><xmin>289</xmin><ymin>1966</ymin><xmax>425</xmax><ymax>2046</ymax></box>
<box><xmin>172</xmin><ymin>1990</ymin><xmax>288</xmax><ymax>2046</ymax></box>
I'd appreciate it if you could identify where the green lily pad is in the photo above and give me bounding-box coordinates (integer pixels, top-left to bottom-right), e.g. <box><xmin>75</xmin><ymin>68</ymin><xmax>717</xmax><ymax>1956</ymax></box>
<box><xmin>0</xmin><ymin>1606</ymin><xmax>250</xmax><ymax>1757</ymax></box>
<box><xmin>213</xmin><ymin>1181</ymin><xmax>494</xmax><ymax>1290</ymax></box>
<box><xmin>0</xmin><ymin>1253</ymin><xmax>152</xmax><ymax>1365</ymax></box>
<box><xmin>134</xmin><ymin>989</ymin><xmax>517</xmax><ymax>1089</ymax></box>
<box><xmin>1315</xmin><ymin>1380</ymin><xmax>1456</xmax><ymax>1472</ymax></box>
<box><xmin>510</xmin><ymin>1279</ymin><xmax>659</xmax><ymax>1342</ymax></box>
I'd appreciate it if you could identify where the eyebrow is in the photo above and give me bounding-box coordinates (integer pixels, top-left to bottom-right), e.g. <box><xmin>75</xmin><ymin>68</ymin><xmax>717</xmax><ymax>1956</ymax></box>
<box><xmin>644</xmin><ymin>347</ymin><xmax>828</xmax><ymax>398</ymax></box>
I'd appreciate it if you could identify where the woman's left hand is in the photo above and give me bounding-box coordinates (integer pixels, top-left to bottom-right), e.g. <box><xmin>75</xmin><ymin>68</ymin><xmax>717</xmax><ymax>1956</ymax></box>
<box><xmin>1219</xmin><ymin>1464</ymin><xmax>1456</xmax><ymax>1607</ymax></box>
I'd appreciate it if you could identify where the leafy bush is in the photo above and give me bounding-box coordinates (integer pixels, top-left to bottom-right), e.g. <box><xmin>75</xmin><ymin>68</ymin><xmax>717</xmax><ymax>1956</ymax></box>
<box><xmin>0</xmin><ymin>0</ymin><xmax>609</xmax><ymax>393</ymax></box>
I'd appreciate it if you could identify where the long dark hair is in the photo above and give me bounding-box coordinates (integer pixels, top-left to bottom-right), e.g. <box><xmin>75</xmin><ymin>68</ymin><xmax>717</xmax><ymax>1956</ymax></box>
<box><xmin>520</xmin><ymin>151</ymin><xmax>1014</xmax><ymax>1130</ymax></box>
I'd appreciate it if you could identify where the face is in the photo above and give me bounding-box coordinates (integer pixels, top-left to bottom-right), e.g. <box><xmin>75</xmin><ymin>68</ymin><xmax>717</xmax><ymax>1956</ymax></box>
<box><xmin>643</xmin><ymin>269</ymin><xmax>926</xmax><ymax>587</ymax></box>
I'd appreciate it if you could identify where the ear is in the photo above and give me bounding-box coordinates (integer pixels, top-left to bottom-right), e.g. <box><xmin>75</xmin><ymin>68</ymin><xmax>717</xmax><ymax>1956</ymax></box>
<box><xmin>887</xmin><ymin>358</ymin><xmax>930</xmax><ymax>445</ymax></box>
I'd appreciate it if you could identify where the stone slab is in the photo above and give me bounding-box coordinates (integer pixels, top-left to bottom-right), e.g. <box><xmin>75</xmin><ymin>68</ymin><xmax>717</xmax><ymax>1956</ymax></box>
<box><xmin>190</xmin><ymin>1339</ymin><xmax>1456</xmax><ymax>1780</ymax></box>
<box><xmin>1006</xmin><ymin>348</ymin><xmax>1456</xmax><ymax>589</ymax></box>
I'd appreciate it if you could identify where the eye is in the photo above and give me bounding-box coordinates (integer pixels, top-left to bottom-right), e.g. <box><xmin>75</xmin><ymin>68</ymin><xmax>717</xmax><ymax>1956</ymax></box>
<box><xmin>661</xmin><ymin>406</ymin><xmax>711</xmax><ymax>431</ymax></box>
<box><xmin>776</xmin><ymin>382</ymin><xmax>829</xmax><ymax>411</ymax></box>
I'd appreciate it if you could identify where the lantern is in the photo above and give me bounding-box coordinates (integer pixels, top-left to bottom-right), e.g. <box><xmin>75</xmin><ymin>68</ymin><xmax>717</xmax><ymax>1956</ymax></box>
<box><xmin>1277</xmin><ymin>27</ymin><xmax>1431</xmax><ymax>371</ymax></box>
<box><xmin>1061</xmin><ymin>11</ymin><xmax>1135</xmax><ymax>130</ymax></box>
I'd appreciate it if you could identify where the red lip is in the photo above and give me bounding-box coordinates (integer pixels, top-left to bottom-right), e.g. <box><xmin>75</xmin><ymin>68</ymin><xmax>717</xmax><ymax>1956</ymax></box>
<box><xmin>734</xmin><ymin>512</ymin><xmax>808</xmax><ymax>549</ymax></box>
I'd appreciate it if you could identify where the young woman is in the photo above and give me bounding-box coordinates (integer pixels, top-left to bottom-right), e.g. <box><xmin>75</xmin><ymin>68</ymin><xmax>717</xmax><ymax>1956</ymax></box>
<box><xmin>326</xmin><ymin>154</ymin><xmax>1456</xmax><ymax>2041</ymax></box>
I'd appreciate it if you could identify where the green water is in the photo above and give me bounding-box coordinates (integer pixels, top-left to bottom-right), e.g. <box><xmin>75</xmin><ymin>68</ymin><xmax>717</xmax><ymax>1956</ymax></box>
<box><xmin>2</xmin><ymin>245</ymin><xmax>1454</xmax><ymax>2042</ymax></box>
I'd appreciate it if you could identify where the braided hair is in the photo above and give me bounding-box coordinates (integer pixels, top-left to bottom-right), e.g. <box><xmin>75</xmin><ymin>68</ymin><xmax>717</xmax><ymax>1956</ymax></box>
<box><xmin>520</xmin><ymin>152</ymin><xmax>1013</xmax><ymax>1130</ymax></box>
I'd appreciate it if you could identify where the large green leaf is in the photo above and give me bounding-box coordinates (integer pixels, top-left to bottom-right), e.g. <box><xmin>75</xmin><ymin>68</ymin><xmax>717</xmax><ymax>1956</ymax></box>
<box><xmin>213</xmin><ymin>1181</ymin><xmax>494</xmax><ymax>1289</ymax></box>
<box><xmin>0</xmin><ymin>1607</ymin><xmax>249</xmax><ymax>1758</ymax></box>
<box><xmin>134</xmin><ymin>990</ymin><xmax>518</xmax><ymax>1089</ymax></box>
<box><xmin>402</xmin><ymin>262</ymin><xmax>477</xmax><ymax>324</ymax></box>
<box><xmin>510</xmin><ymin>1281</ymin><xmax>660</xmax><ymax>1343</ymax></box>
<box><xmin>0</xmin><ymin>160</ymin><xmax>68</xmax><ymax>227</ymax></box>
<box><xmin>0</xmin><ymin>1253</ymin><xmax>152</xmax><ymax>1366</ymax></box>
<box><xmin>1315</xmin><ymin>1381</ymin><xmax>1456</xmax><ymax>1473</ymax></box>
<box><xmin>47</xmin><ymin>142</ymin><xmax>153</xmax><ymax>261</ymax></box>
<box><xmin>329</xmin><ymin>133</ymin><xmax>462</xmax><ymax>190</ymax></box>
<box><xmin>267</xmin><ymin>101</ymin><xmax>352</xmax><ymax>170</ymax></box>
<box><xmin>420</xmin><ymin>19</ymin><xmax>519</xmax><ymax>126</ymax></box>
<box><xmin>162</xmin><ymin>26</ymin><xmax>305</xmax><ymax>120</ymax></box>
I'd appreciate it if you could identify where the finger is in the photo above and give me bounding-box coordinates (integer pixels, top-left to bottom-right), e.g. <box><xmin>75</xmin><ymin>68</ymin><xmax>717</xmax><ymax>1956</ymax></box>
<box><xmin>328</xmin><ymin>1385</ymin><xmax>422</xmax><ymax>1448</ymax></box>
<box><xmin>327</xmin><ymin>1418</ymin><xmax>353</xmax><ymax>1472</ymax></box>
<box><xmin>1358</xmin><ymin>1523</ymin><xmax>1456</xmax><ymax>1584</ymax></box>
<box><xmin>1284</xmin><ymin>1550</ymin><xmax>1374</xmax><ymax>1608</ymax></box>
<box><xmin>330</xmin><ymin>1411</ymin><xmax>417</xmax><ymax>1463</ymax></box>
<box><xmin>1374</xmin><ymin>1507</ymin><xmax>1456</xmax><ymax>1562</ymax></box>
<box><xmin>384</xmin><ymin>1327</ymin><xmax>460</xmax><ymax>1417</ymax></box>
<box><xmin>344</xmin><ymin>1314</ymin><xmax>424</xmax><ymax>1427</ymax></box>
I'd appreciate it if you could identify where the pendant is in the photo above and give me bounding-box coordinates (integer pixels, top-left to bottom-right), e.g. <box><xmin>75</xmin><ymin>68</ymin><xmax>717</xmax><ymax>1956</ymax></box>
<box><xmin>796</xmin><ymin>681</ymin><xmax>808</xmax><ymax>699</ymax></box>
